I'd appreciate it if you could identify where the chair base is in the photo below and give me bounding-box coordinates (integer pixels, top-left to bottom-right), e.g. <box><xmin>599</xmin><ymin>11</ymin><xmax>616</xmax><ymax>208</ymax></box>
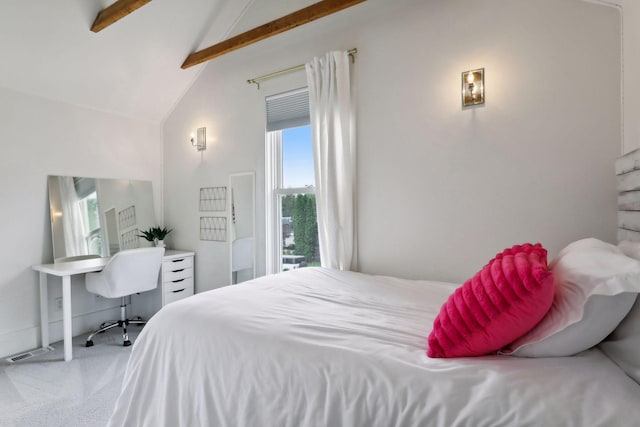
<box><xmin>85</xmin><ymin>297</ymin><xmax>146</xmax><ymax>347</ymax></box>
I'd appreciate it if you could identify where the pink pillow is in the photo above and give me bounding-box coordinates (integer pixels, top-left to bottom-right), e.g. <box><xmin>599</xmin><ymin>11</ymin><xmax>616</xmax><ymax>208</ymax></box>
<box><xmin>427</xmin><ymin>243</ymin><xmax>554</xmax><ymax>358</ymax></box>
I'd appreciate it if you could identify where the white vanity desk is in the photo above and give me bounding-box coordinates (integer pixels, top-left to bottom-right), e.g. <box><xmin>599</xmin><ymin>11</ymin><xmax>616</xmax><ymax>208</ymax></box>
<box><xmin>32</xmin><ymin>249</ymin><xmax>194</xmax><ymax>362</ymax></box>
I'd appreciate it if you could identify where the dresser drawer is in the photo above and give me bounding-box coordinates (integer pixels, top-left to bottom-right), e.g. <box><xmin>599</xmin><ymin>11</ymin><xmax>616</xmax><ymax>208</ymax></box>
<box><xmin>164</xmin><ymin>280</ymin><xmax>194</xmax><ymax>305</ymax></box>
<box><xmin>163</xmin><ymin>256</ymin><xmax>193</xmax><ymax>274</ymax></box>
<box><xmin>164</xmin><ymin>276</ymin><xmax>193</xmax><ymax>293</ymax></box>
<box><xmin>163</xmin><ymin>267</ymin><xmax>193</xmax><ymax>283</ymax></box>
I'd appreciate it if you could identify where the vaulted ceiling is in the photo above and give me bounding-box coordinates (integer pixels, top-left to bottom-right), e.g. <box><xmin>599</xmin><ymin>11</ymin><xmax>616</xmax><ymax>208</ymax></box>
<box><xmin>0</xmin><ymin>0</ymin><xmax>319</xmax><ymax>122</ymax></box>
<box><xmin>1</xmin><ymin>1</ymin><xmax>613</xmax><ymax>123</ymax></box>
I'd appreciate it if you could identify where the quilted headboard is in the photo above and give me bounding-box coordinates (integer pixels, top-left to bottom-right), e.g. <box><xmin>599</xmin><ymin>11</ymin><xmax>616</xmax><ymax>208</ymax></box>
<box><xmin>616</xmin><ymin>148</ymin><xmax>640</xmax><ymax>242</ymax></box>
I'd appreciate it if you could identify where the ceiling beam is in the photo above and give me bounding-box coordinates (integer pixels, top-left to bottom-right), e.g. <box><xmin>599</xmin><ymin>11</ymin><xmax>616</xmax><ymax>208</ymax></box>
<box><xmin>91</xmin><ymin>0</ymin><xmax>152</xmax><ymax>33</ymax></box>
<box><xmin>181</xmin><ymin>0</ymin><xmax>366</xmax><ymax>69</ymax></box>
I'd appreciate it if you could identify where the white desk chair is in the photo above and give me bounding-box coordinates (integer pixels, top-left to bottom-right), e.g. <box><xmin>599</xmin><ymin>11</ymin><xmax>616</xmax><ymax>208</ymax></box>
<box><xmin>85</xmin><ymin>247</ymin><xmax>164</xmax><ymax>347</ymax></box>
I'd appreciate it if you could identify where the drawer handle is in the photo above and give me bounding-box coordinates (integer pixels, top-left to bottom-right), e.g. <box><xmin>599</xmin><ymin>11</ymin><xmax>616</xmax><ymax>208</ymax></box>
<box><xmin>172</xmin><ymin>268</ymin><xmax>185</xmax><ymax>273</ymax></box>
<box><xmin>171</xmin><ymin>258</ymin><xmax>185</xmax><ymax>263</ymax></box>
<box><xmin>172</xmin><ymin>288</ymin><xmax>186</xmax><ymax>293</ymax></box>
<box><xmin>172</xmin><ymin>278</ymin><xmax>185</xmax><ymax>283</ymax></box>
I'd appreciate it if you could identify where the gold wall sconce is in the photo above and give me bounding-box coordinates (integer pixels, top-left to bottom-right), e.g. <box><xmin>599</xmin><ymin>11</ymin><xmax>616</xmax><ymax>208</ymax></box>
<box><xmin>190</xmin><ymin>127</ymin><xmax>206</xmax><ymax>151</ymax></box>
<box><xmin>462</xmin><ymin>68</ymin><xmax>484</xmax><ymax>107</ymax></box>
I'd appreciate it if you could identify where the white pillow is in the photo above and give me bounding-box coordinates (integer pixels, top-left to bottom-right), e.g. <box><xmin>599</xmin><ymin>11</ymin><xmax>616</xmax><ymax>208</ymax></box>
<box><xmin>618</xmin><ymin>240</ymin><xmax>640</xmax><ymax>261</ymax></box>
<box><xmin>599</xmin><ymin>297</ymin><xmax>640</xmax><ymax>384</ymax></box>
<box><xmin>501</xmin><ymin>238</ymin><xmax>640</xmax><ymax>357</ymax></box>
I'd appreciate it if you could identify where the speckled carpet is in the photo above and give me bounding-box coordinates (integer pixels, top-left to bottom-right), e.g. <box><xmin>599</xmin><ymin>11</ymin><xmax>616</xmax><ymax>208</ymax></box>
<box><xmin>0</xmin><ymin>329</ymin><xmax>140</xmax><ymax>427</ymax></box>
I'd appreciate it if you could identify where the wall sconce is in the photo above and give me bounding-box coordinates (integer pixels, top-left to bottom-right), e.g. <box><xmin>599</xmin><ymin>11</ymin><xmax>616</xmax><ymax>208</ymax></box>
<box><xmin>462</xmin><ymin>68</ymin><xmax>484</xmax><ymax>107</ymax></box>
<box><xmin>190</xmin><ymin>127</ymin><xmax>206</xmax><ymax>151</ymax></box>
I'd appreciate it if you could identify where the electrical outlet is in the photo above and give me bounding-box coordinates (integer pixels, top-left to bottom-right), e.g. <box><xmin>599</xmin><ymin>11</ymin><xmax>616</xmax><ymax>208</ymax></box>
<box><xmin>55</xmin><ymin>297</ymin><xmax>63</xmax><ymax>311</ymax></box>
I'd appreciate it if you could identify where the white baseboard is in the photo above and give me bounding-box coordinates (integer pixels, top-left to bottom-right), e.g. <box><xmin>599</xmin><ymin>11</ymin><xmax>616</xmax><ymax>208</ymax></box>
<box><xmin>0</xmin><ymin>328</ymin><xmax>39</xmax><ymax>359</ymax></box>
<box><xmin>0</xmin><ymin>306</ymin><xmax>120</xmax><ymax>359</ymax></box>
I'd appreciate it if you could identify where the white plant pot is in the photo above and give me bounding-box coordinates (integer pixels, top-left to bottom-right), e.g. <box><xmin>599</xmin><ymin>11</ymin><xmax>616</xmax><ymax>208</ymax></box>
<box><xmin>155</xmin><ymin>239</ymin><xmax>166</xmax><ymax>248</ymax></box>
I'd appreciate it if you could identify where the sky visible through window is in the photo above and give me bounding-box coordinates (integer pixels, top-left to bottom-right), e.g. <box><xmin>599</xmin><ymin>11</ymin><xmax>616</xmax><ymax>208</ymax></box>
<box><xmin>282</xmin><ymin>125</ymin><xmax>314</xmax><ymax>188</ymax></box>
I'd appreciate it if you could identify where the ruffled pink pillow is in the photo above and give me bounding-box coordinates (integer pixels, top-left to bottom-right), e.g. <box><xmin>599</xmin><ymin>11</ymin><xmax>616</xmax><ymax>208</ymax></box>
<box><xmin>427</xmin><ymin>243</ymin><xmax>554</xmax><ymax>358</ymax></box>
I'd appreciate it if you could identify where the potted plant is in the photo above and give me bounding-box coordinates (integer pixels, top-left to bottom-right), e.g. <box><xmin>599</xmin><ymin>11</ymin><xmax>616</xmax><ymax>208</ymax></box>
<box><xmin>139</xmin><ymin>226</ymin><xmax>172</xmax><ymax>248</ymax></box>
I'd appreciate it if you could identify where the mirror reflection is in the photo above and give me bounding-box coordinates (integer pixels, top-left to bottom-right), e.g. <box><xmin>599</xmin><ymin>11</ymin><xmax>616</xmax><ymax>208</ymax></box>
<box><xmin>230</xmin><ymin>172</ymin><xmax>255</xmax><ymax>284</ymax></box>
<box><xmin>48</xmin><ymin>176</ymin><xmax>156</xmax><ymax>262</ymax></box>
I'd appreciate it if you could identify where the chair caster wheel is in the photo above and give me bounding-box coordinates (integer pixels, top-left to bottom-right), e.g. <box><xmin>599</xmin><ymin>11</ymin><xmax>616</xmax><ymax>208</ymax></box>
<box><xmin>86</xmin><ymin>340</ymin><xmax>94</xmax><ymax>347</ymax></box>
<box><xmin>123</xmin><ymin>340</ymin><xmax>132</xmax><ymax>347</ymax></box>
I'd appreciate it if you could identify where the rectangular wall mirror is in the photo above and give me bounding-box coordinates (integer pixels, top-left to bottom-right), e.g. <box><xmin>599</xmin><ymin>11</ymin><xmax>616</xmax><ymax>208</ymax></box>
<box><xmin>229</xmin><ymin>171</ymin><xmax>255</xmax><ymax>284</ymax></box>
<box><xmin>48</xmin><ymin>175</ymin><xmax>157</xmax><ymax>262</ymax></box>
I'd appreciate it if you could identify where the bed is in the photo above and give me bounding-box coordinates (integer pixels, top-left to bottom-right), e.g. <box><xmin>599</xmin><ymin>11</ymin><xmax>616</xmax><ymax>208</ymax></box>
<box><xmin>108</xmin><ymin>267</ymin><xmax>640</xmax><ymax>426</ymax></box>
<box><xmin>108</xmin><ymin>150</ymin><xmax>640</xmax><ymax>426</ymax></box>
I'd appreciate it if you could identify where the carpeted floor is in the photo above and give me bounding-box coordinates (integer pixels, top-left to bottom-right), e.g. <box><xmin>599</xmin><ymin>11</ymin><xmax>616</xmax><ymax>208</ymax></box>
<box><xmin>0</xmin><ymin>328</ymin><xmax>140</xmax><ymax>427</ymax></box>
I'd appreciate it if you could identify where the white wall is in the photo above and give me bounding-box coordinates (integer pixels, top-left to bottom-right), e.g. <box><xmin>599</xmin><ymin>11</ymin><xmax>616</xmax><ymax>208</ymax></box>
<box><xmin>615</xmin><ymin>0</ymin><xmax>640</xmax><ymax>153</ymax></box>
<box><xmin>0</xmin><ymin>87</ymin><xmax>162</xmax><ymax>358</ymax></box>
<box><xmin>164</xmin><ymin>0</ymin><xmax>620</xmax><ymax>289</ymax></box>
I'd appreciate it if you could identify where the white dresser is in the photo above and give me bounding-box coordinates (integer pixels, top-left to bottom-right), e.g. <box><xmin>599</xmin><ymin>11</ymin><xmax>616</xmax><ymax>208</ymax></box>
<box><xmin>132</xmin><ymin>249</ymin><xmax>196</xmax><ymax>319</ymax></box>
<box><xmin>161</xmin><ymin>250</ymin><xmax>195</xmax><ymax>306</ymax></box>
<box><xmin>160</xmin><ymin>250</ymin><xmax>195</xmax><ymax>306</ymax></box>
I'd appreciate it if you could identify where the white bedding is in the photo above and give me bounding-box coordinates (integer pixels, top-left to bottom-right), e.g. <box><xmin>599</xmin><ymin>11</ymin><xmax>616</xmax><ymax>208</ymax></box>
<box><xmin>109</xmin><ymin>268</ymin><xmax>640</xmax><ymax>427</ymax></box>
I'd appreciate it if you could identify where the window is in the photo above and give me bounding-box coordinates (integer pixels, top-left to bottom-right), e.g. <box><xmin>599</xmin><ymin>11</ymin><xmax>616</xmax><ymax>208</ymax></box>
<box><xmin>266</xmin><ymin>89</ymin><xmax>319</xmax><ymax>274</ymax></box>
<box><xmin>71</xmin><ymin>177</ymin><xmax>102</xmax><ymax>256</ymax></box>
<box><xmin>78</xmin><ymin>191</ymin><xmax>103</xmax><ymax>255</ymax></box>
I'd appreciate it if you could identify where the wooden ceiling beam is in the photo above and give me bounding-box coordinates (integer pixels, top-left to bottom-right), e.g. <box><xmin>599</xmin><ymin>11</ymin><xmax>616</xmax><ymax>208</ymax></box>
<box><xmin>181</xmin><ymin>0</ymin><xmax>366</xmax><ymax>69</ymax></box>
<box><xmin>91</xmin><ymin>0</ymin><xmax>152</xmax><ymax>33</ymax></box>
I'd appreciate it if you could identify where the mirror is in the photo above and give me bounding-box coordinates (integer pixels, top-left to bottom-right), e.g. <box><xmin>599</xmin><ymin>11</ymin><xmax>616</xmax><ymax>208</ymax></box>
<box><xmin>48</xmin><ymin>175</ymin><xmax>156</xmax><ymax>262</ymax></box>
<box><xmin>229</xmin><ymin>172</ymin><xmax>255</xmax><ymax>284</ymax></box>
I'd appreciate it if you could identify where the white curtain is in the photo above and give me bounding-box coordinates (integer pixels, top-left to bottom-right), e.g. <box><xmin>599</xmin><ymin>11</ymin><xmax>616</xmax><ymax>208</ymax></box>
<box><xmin>58</xmin><ymin>176</ymin><xmax>88</xmax><ymax>257</ymax></box>
<box><xmin>305</xmin><ymin>51</ymin><xmax>357</xmax><ymax>271</ymax></box>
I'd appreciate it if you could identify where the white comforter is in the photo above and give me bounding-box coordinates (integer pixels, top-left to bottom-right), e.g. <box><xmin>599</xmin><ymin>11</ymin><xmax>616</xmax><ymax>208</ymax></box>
<box><xmin>109</xmin><ymin>268</ymin><xmax>640</xmax><ymax>427</ymax></box>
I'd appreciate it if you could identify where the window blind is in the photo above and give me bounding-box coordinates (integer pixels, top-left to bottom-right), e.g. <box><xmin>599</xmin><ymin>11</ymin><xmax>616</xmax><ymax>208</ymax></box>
<box><xmin>73</xmin><ymin>177</ymin><xmax>96</xmax><ymax>199</ymax></box>
<box><xmin>266</xmin><ymin>88</ymin><xmax>310</xmax><ymax>132</ymax></box>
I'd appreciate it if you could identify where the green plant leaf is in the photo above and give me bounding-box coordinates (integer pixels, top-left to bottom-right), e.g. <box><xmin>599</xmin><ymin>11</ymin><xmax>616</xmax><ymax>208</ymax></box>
<box><xmin>138</xmin><ymin>226</ymin><xmax>172</xmax><ymax>241</ymax></box>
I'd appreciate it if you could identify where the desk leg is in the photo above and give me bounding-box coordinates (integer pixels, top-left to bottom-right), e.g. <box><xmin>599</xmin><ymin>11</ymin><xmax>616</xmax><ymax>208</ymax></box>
<box><xmin>39</xmin><ymin>272</ymin><xmax>49</xmax><ymax>348</ymax></box>
<box><xmin>62</xmin><ymin>276</ymin><xmax>73</xmax><ymax>362</ymax></box>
